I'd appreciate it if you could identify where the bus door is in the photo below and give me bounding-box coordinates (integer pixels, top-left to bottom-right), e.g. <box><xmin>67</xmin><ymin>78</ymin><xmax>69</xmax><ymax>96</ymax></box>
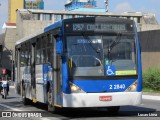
<box><xmin>16</xmin><ymin>48</ymin><xmax>21</xmax><ymax>95</ymax></box>
<box><xmin>53</xmin><ymin>36</ymin><xmax>62</xmax><ymax>106</ymax></box>
<box><xmin>31</xmin><ymin>43</ymin><xmax>36</xmax><ymax>103</ymax></box>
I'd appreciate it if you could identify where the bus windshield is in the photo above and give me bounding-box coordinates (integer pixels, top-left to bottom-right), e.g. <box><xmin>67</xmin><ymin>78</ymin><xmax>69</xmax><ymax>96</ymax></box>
<box><xmin>67</xmin><ymin>34</ymin><xmax>137</xmax><ymax>77</ymax></box>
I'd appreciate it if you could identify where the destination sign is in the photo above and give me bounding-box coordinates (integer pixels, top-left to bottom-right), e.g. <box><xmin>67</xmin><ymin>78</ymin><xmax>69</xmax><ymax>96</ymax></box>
<box><xmin>72</xmin><ymin>23</ymin><xmax>127</xmax><ymax>31</ymax></box>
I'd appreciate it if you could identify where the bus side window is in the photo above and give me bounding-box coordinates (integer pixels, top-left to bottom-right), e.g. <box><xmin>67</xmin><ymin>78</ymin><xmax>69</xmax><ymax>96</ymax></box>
<box><xmin>46</xmin><ymin>34</ymin><xmax>54</xmax><ymax>64</ymax></box>
<box><xmin>25</xmin><ymin>43</ymin><xmax>30</xmax><ymax>66</ymax></box>
<box><xmin>20</xmin><ymin>45</ymin><xmax>26</xmax><ymax>66</ymax></box>
<box><xmin>15</xmin><ymin>48</ymin><xmax>18</xmax><ymax>67</ymax></box>
<box><xmin>41</xmin><ymin>36</ymin><xmax>47</xmax><ymax>63</ymax></box>
<box><xmin>36</xmin><ymin>38</ymin><xmax>41</xmax><ymax>64</ymax></box>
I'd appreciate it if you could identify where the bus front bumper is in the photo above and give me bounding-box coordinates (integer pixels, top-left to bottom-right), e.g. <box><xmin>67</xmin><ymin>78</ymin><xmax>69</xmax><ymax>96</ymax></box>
<box><xmin>62</xmin><ymin>92</ymin><xmax>142</xmax><ymax>108</ymax></box>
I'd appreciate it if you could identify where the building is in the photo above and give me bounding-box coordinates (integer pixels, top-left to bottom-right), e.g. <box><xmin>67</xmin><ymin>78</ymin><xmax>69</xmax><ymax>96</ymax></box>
<box><xmin>17</xmin><ymin>9</ymin><xmax>160</xmax><ymax>33</ymax></box>
<box><xmin>139</xmin><ymin>30</ymin><xmax>160</xmax><ymax>70</ymax></box>
<box><xmin>15</xmin><ymin>9</ymin><xmax>160</xmax><ymax>40</ymax></box>
<box><xmin>8</xmin><ymin>0</ymin><xmax>44</xmax><ymax>23</ymax></box>
<box><xmin>25</xmin><ymin>0</ymin><xmax>44</xmax><ymax>10</ymax></box>
<box><xmin>8</xmin><ymin>0</ymin><xmax>24</xmax><ymax>23</ymax></box>
<box><xmin>65</xmin><ymin>0</ymin><xmax>96</xmax><ymax>11</ymax></box>
<box><xmin>0</xmin><ymin>23</ymin><xmax>16</xmax><ymax>78</ymax></box>
<box><xmin>16</xmin><ymin>9</ymin><xmax>52</xmax><ymax>40</ymax></box>
<box><xmin>65</xmin><ymin>0</ymin><xmax>109</xmax><ymax>13</ymax></box>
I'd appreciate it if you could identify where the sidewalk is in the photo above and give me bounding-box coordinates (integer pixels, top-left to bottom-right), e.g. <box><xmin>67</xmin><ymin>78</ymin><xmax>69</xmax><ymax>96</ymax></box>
<box><xmin>142</xmin><ymin>95</ymin><xmax>160</xmax><ymax>101</ymax></box>
<box><xmin>142</xmin><ymin>92</ymin><xmax>160</xmax><ymax>101</ymax></box>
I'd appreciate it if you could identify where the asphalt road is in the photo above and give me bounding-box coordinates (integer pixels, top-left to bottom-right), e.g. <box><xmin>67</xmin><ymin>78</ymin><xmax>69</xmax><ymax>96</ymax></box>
<box><xmin>0</xmin><ymin>87</ymin><xmax>160</xmax><ymax>120</ymax></box>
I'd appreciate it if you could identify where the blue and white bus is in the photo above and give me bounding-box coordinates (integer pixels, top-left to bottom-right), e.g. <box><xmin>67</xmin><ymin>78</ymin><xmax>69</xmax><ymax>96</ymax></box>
<box><xmin>15</xmin><ymin>17</ymin><xmax>142</xmax><ymax>112</ymax></box>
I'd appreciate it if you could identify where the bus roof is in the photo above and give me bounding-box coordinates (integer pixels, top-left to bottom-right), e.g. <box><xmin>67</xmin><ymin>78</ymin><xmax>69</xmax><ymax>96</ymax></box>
<box><xmin>44</xmin><ymin>20</ymin><xmax>62</xmax><ymax>33</ymax></box>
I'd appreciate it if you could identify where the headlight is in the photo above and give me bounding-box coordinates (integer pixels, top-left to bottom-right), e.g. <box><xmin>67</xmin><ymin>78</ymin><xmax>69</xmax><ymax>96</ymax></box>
<box><xmin>129</xmin><ymin>84</ymin><xmax>137</xmax><ymax>91</ymax></box>
<box><xmin>70</xmin><ymin>82</ymin><xmax>85</xmax><ymax>93</ymax></box>
<box><xmin>126</xmin><ymin>81</ymin><xmax>138</xmax><ymax>92</ymax></box>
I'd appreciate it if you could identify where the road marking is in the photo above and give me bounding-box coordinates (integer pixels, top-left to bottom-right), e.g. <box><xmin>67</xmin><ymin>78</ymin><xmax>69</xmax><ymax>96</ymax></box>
<box><xmin>40</xmin><ymin>118</ymin><xmax>51</xmax><ymax>120</ymax></box>
<box><xmin>9</xmin><ymin>86</ymin><xmax>15</xmax><ymax>88</ymax></box>
<box><xmin>40</xmin><ymin>117</ymin><xmax>61</xmax><ymax>120</ymax></box>
<box><xmin>0</xmin><ymin>103</ymin><xmax>22</xmax><ymax>111</ymax></box>
<box><xmin>142</xmin><ymin>95</ymin><xmax>160</xmax><ymax>101</ymax></box>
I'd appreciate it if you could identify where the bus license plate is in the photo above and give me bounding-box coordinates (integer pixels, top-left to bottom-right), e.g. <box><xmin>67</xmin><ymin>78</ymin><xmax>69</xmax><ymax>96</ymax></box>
<box><xmin>99</xmin><ymin>96</ymin><xmax>112</xmax><ymax>101</ymax></box>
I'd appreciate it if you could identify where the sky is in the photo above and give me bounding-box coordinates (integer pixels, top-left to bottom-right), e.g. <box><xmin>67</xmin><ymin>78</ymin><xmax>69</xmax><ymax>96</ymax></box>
<box><xmin>0</xmin><ymin>0</ymin><xmax>160</xmax><ymax>33</ymax></box>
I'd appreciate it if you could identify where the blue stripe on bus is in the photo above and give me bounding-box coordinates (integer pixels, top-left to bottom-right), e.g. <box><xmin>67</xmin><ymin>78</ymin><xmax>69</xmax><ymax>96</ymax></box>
<box><xmin>134</xmin><ymin>22</ymin><xmax>142</xmax><ymax>92</ymax></box>
<box><xmin>44</xmin><ymin>20</ymin><xmax>62</xmax><ymax>32</ymax></box>
<box><xmin>62</xmin><ymin>57</ymin><xmax>70</xmax><ymax>94</ymax></box>
<box><xmin>71</xmin><ymin>79</ymin><xmax>137</xmax><ymax>93</ymax></box>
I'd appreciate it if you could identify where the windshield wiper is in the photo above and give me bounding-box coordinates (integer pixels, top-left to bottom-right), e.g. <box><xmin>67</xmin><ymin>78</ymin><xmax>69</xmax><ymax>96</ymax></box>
<box><xmin>109</xmin><ymin>33</ymin><xmax>122</xmax><ymax>52</ymax></box>
<box><xmin>81</xmin><ymin>32</ymin><xmax>102</xmax><ymax>59</ymax></box>
<box><xmin>107</xmin><ymin>33</ymin><xmax>122</xmax><ymax>64</ymax></box>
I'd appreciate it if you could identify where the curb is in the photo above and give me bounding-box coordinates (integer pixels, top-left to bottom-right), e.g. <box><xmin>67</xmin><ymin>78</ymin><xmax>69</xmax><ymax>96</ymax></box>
<box><xmin>142</xmin><ymin>95</ymin><xmax>160</xmax><ymax>101</ymax></box>
<box><xmin>143</xmin><ymin>92</ymin><xmax>160</xmax><ymax>96</ymax></box>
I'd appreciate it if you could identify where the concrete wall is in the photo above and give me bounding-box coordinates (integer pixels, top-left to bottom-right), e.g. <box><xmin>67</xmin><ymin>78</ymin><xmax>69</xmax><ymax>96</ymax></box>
<box><xmin>16</xmin><ymin>10</ymin><xmax>53</xmax><ymax>40</ymax></box>
<box><xmin>140</xmin><ymin>25</ymin><xmax>160</xmax><ymax>31</ymax></box>
<box><xmin>22</xmin><ymin>20</ymin><xmax>52</xmax><ymax>38</ymax></box>
<box><xmin>138</xmin><ymin>30</ymin><xmax>160</xmax><ymax>70</ymax></box>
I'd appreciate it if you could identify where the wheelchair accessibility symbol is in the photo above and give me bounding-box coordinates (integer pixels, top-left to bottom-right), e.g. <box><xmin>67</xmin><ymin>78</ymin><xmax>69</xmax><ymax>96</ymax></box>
<box><xmin>106</xmin><ymin>65</ymin><xmax>116</xmax><ymax>76</ymax></box>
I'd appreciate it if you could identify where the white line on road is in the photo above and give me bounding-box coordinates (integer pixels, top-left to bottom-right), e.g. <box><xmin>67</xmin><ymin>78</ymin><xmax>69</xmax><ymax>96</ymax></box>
<box><xmin>142</xmin><ymin>95</ymin><xmax>160</xmax><ymax>101</ymax></box>
<box><xmin>40</xmin><ymin>118</ymin><xmax>60</xmax><ymax>120</ymax></box>
<box><xmin>40</xmin><ymin>118</ymin><xmax>51</xmax><ymax>120</ymax></box>
<box><xmin>0</xmin><ymin>103</ymin><xmax>22</xmax><ymax>111</ymax></box>
<box><xmin>9</xmin><ymin>86</ymin><xmax>15</xmax><ymax>88</ymax></box>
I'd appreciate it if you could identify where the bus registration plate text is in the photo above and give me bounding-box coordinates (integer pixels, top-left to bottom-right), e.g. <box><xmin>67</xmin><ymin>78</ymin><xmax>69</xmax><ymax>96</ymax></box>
<box><xmin>99</xmin><ymin>96</ymin><xmax>112</xmax><ymax>101</ymax></box>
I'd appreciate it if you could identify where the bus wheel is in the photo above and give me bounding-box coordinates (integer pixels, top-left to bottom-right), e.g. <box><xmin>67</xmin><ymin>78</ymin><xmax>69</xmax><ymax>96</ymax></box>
<box><xmin>107</xmin><ymin>106</ymin><xmax>120</xmax><ymax>113</ymax></box>
<box><xmin>47</xmin><ymin>87</ymin><xmax>56</xmax><ymax>112</ymax></box>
